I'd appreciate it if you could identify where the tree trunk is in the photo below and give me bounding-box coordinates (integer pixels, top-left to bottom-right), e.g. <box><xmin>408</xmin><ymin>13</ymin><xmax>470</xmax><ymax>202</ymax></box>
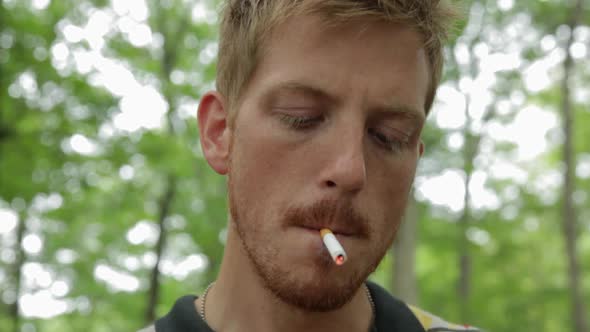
<box><xmin>11</xmin><ymin>211</ymin><xmax>26</xmax><ymax>332</ymax></box>
<box><xmin>143</xmin><ymin>3</ymin><xmax>189</xmax><ymax>322</ymax></box>
<box><xmin>457</xmin><ymin>169</ymin><xmax>472</xmax><ymax>322</ymax></box>
<box><xmin>457</xmin><ymin>94</ymin><xmax>477</xmax><ymax>322</ymax></box>
<box><xmin>560</xmin><ymin>1</ymin><xmax>587</xmax><ymax>331</ymax></box>
<box><xmin>451</xmin><ymin>12</ymin><xmax>497</xmax><ymax>314</ymax></box>
<box><xmin>392</xmin><ymin>196</ymin><xmax>418</xmax><ymax>304</ymax></box>
<box><xmin>456</xmin><ymin>105</ymin><xmax>496</xmax><ymax>321</ymax></box>
<box><xmin>145</xmin><ymin>175</ymin><xmax>177</xmax><ymax>323</ymax></box>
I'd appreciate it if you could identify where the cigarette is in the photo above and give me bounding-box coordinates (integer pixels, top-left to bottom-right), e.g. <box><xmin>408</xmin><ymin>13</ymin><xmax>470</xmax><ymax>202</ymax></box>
<box><xmin>320</xmin><ymin>228</ymin><xmax>347</xmax><ymax>265</ymax></box>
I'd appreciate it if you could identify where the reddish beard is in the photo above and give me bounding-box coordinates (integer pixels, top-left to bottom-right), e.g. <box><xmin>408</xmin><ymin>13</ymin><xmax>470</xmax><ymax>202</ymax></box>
<box><xmin>225</xmin><ymin>132</ymin><xmax>397</xmax><ymax>311</ymax></box>
<box><xmin>228</xmin><ymin>173</ymin><xmax>388</xmax><ymax>311</ymax></box>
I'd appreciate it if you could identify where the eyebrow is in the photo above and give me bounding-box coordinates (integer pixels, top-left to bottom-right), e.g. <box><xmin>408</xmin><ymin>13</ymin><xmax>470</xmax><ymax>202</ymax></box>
<box><xmin>263</xmin><ymin>81</ymin><xmax>339</xmax><ymax>105</ymax></box>
<box><xmin>371</xmin><ymin>103</ymin><xmax>425</xmax><ymax>125</ymax></box>
<box><xmin>263</xmin><ymin>81</ymin><xmax>426</xmax><ymax>123</ymax></box>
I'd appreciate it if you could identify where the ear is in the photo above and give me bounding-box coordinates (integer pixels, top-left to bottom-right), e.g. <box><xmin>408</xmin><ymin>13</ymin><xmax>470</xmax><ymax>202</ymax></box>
<box><xmin>418</xmin><ymin>140</ymin><xmax>425</xmax><ymax>157</ymax></box>
<box><xmin>197</xmin><ymin>91</ymin><xmax>231</xmax><ymax>175</ymax></box>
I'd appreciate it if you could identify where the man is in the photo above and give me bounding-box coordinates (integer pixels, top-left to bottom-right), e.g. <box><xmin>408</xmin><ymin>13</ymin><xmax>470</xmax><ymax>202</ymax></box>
<box><xmin>142</xmin><ymin>0</ymin><xmax>480</xmax><ymax>331</ymax></box>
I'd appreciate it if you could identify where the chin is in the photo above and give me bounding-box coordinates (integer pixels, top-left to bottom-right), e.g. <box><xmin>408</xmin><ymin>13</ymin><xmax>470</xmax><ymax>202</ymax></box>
<box><xmin>246</xmin><ymin>244</ymin><xmax>371</xmax><ymax>312</ymax></box>
<box><xmin>268</xmin><ymin>266</ymin><xmax>366</xmax><ymax>312</ymax></box>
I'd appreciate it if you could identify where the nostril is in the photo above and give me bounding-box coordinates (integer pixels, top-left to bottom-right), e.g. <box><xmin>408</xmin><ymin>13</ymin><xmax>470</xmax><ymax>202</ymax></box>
<box><xmin>326</xmin><ymin>180</ymin><xmax>336</xmax><ymax>187</ymax></box>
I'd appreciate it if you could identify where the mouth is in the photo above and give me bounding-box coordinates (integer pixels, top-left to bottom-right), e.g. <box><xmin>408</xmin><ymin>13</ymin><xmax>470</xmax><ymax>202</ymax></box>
<box><xmin>296</xmin><ymin>225</ymin><xmax>356</xmax><ymax>237</ymax></box>
<box><xmin>283</xmin><ymin>199</ymin><xmax>370</xmax><ymax>239</ymax></box>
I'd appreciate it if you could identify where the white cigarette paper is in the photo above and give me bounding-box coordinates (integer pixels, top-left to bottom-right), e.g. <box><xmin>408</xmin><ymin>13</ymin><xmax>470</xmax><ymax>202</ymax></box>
<box><xmin>320</xmin><ymin>228</ymin><xmax>347</xmax><ymax>265</ymax></box>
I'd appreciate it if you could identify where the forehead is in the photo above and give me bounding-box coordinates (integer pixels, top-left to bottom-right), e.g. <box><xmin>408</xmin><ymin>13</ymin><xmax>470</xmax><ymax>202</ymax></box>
<box><xmin>242</xmin><ymin>13</ymin><xmax>430</xmax><ymax>118</ymax></box>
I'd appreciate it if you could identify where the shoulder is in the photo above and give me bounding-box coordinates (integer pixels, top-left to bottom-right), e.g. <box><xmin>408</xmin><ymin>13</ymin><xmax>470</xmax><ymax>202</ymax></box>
<box><xmin>136</xmin><ymin>326</ymin><xmax>156</xmax><ymax>332</ymax></box>
<box><xmin>406</xmin><ymin>305</ymin><xmax>481</xmax><ymax>332</ymax></box>
<box><xmin>142</xmin><ymin>294</ymin><xmax>213</xmax><ymax>332</ymax></box>
<box><xmin>366</xmin><ymin>281</ymin><xmax>481</xmax><ymax>332</ymax></box>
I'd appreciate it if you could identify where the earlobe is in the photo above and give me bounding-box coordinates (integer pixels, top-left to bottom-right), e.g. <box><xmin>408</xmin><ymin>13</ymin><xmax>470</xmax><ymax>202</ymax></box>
<box><xmin>418</xmin><ymin>141</ymin><xmax>425</xmax><ymax>157</ymax></box>
<box><xmin>197</xmin><ymin>91</ymin><xmax>231</xmax><ymax>175</ymax></box>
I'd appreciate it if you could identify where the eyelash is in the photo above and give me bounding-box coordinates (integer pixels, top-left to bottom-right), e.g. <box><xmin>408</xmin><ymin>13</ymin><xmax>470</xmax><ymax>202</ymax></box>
<box><xmin>278</xmin><ymin>113</ymin><xmax>322</xmax><ymax>130</ymax></box>
<box><xmin>368</xmin><ymin>128</ymin><xmax>410</xmax><ymax>152</ymax></box>
<box><xmin>279</xmin><ymin>114</ymin><xmax>410</xmax><ymax>153</ymax></box>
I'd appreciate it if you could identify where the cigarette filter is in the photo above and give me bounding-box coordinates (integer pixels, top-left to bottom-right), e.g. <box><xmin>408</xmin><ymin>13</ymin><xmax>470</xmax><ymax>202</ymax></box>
<box><xmin>320</xmin><ymin>228</ymin><xmax>347</xmax><ymax>265</ymax></box>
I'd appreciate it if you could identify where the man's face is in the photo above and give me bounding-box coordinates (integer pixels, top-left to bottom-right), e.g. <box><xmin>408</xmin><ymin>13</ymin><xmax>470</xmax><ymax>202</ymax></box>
<box><xmin>227</xmin><ymin>14</ymin><xmax>428</xmax><ymax>311</ymax></box>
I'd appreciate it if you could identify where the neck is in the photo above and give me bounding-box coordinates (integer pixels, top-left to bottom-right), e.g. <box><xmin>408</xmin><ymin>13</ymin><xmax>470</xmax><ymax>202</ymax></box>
<box><xmin>198</xmin><ymin>222</ymin><xmax>373</xmax><ymax>332</ymax></box>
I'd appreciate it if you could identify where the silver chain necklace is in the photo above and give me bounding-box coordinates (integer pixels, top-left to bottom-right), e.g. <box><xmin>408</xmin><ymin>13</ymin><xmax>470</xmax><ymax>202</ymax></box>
<box><xmin>198</xmin><ymin>281</ymin><xmax>215</xmax><ymax>321</ymax></box>
<box><xmin>198</xmin><ymin>282</ymin><xmax>375</xmax><ymax>324</ymax></box>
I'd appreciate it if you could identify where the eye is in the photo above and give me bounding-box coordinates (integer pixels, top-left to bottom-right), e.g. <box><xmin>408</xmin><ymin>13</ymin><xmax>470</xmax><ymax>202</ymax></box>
<box><xmin>368</xmin><ymin>127</ymin><xmax>410</xmax><ymax>152</ymax></box>
<box><xmin>277</xmin><ymin>112</ymin><xmax>323</xmax><ymax>130</ymax></box>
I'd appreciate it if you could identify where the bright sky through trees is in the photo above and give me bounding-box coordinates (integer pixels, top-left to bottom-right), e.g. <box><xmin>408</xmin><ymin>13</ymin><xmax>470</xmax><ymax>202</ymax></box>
<box><xmin>1</xmin><ymin>0</ymin><xmax>589</xmax><ymax>331</ymax></box>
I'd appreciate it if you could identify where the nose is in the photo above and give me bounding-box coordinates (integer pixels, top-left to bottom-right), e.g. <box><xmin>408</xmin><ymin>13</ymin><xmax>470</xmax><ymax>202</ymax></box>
<box><xmin>319</xmin><ymin>126</ymin><xmax>367</xmax><ymax>194</ymax></box>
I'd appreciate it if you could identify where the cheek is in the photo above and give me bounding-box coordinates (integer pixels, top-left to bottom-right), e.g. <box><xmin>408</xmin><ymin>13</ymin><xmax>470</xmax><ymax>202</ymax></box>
<box><xmin>373</xmin><ymin>153</ymin><xmax>418</xmax><ymax>195</ymax></box>
<box><xmin>369</xmin><ymin>157</ymin><xmax>418</xmax><ymax>222</ymax></box>
<box><xmin>235</xmin><ymin>112</ymin><xmax>315</xmax><ymax>183</ymax></box>
<box><xmin>229</xmin><ymin>124</ymin><xmax>296</xmax><ymax>208</ymax></box>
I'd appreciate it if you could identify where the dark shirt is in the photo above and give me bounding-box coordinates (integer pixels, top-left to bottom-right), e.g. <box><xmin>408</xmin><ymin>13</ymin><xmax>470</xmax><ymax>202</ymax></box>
<box><xmin>141</xmin><ymin>281</ymin><xmax>482</xmax><ymax>331</ymax></box>
<box><xmin>148</xmin><ymin>281</ymin><xmax>425</xmax><ymax>332</ymax></box>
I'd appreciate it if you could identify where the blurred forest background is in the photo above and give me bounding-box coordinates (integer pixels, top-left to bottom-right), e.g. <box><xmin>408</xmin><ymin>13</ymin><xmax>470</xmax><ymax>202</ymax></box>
<box><xmin>0</xmin><ymin>0</ymin><xmax>589</xmax><ymax>331</ymax></box>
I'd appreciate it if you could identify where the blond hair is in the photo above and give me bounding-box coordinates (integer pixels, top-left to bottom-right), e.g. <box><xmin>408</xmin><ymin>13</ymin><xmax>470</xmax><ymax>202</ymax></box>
<box><xmin>216</xmin><ymin>0</ymin><xmax>459</xmax><ymax>118</ymax></box>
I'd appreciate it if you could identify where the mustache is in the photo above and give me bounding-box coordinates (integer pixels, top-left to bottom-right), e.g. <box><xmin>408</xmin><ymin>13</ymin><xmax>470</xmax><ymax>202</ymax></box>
<box><xmin>283</xmin><ymin>199</ymin><xmax>370</xmax><ymax>238</ymax></box>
